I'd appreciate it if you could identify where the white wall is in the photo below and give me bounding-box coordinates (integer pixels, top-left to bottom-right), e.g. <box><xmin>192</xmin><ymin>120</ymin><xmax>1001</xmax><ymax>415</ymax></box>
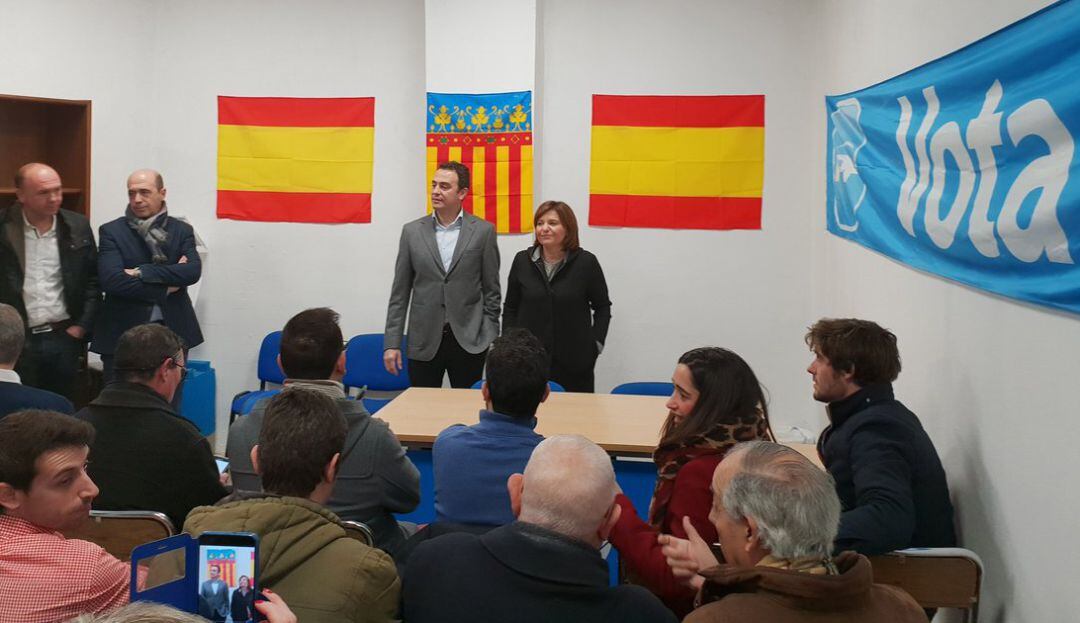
<box><xmin>145</xmin><ymin>0</ymin><xmax>428</xmax><ymax>438</ymax></box>
<box><xmin>818</xmin><ymin>1</ymin><xmax>1080</xmax><ymax>620</ymax></box>
<box><xmin>538</xmin><ymin>0</ymin><xmax>824</xmax><ymax>434</ymax></box>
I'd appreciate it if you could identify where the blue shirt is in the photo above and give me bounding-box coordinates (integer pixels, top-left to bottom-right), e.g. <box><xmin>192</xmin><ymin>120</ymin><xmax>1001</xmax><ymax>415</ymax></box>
<box><xmin>433</xmin><ymin>409</ymin><xmax>544</xmax><ymax>526</ymax></box>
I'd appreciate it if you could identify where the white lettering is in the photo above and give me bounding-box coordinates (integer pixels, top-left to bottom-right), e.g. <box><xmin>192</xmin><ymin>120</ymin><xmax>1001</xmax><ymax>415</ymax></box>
<box><xmin>999</xmin><ymin>99</ymin><xmax>1075</xmax><ymax>264</ymax></box>
<box><xmin>893</xmin><ymin>82</ymin><xmax>1074</xmax><ymax>264</ymax></box>
<box><xmin>964</xmin><ymin>80</ymin><xmax>1004</xmax><ymax>257</ymax></box>
<box><xmin>925</xmin><ymin>121</ymin><xmax>976</xmax><ymax>249</ymax></box>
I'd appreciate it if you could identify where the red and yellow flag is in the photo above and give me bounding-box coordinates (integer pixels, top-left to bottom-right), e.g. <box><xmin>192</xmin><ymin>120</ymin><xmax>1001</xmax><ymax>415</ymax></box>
<box><xmin>589</xmin><ymin>95</ymin><xmax>764</xmax><ymax>230</ymax></box>
<box><xmin>217</xmin><ymin>96</ymin><xmax>374</xmax><ymax>223</ymax></box>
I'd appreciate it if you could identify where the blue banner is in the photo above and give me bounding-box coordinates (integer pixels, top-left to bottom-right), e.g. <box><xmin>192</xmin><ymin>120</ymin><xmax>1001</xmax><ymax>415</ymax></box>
<box><xmin>826</xmin><ymin>0</ymin><xmax>1080</xmax><ymax>315</ymax></box>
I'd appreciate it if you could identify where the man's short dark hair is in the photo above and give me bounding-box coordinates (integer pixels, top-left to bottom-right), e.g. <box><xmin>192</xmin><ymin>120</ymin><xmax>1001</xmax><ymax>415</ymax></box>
<box><xmin>485</xmin><ymin>329</ymin><xmax>549</xmax><ymax>419</ymax></box>
<box><xmin>437</xmin><ymin>161</ymin><xmax>470</xmax><ymax>192</ymax></box>
<box><xmin>114</xmin><ymin>324</ymin><xmax>185</xmax><ymax>383</ymax></box>
<box><xmin>258</xmin><ymin>388</ymin><xmax>347</xmax><ymax>498</ymax></box>
<box><xmin>0</xmin><ymin>303</ymin><xmax>25</xmax><ymax>364</ymax></box>
<box><xmin>0</xmin><ymin>410</ymin><xmax>94</xmax><ymax>493</ymax></box>
<box><xmin>279</xmin><ymin>308</ymin><xmax>342</xmax><ymax>380</ymax></box>
<box><xmin>805</xmin><ymin>318</ymin><xmax>901</xmax><ymax>386</ymax></box>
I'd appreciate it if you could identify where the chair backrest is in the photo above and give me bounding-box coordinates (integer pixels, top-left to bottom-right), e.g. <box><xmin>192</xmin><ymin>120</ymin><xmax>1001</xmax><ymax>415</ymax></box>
<box><xmin>257</xmin><ymin>331</ymin><xmax>286</xmax><ymax>386</ymax></box>
<box><xmin>611</xmin><ymin>381</ymin><xmax>674</xmax><ymax>397</ymax></box>
<box><xmin>870</xmin><ymin>548</ymin><xmax>983</xmax><ymax>621</ymax></box>
<box><xmin>342</xmin><ymin>334</ymin><xmax>411</xmax><ymax>393</ymax></box>
<box><xmin>341</xmin><ymin>520</ymin><xmax>375</xmax><ymax>547</ymax></box>
<box><xmin>63</xmin><ymin>510</ymin><xmax>176</xmax><ymax>562</ymax></box>
<box><xmin>470</xmin><ymin>379</ymin><xmax>565</xmax><ymax>392</ymax></box>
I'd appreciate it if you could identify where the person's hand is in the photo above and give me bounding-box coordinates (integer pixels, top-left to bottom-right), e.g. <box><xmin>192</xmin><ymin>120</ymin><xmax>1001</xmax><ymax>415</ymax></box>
<box><xmin>65</xmin><ymin>325</ymin><xmax>86</xmax><ymax>340</ymax></box>
<box><xmin>124</xmin><ymin>268</ymin><xmax>140</xmax><ymax>277</ymax></box>
<box><xmin>383</xmin><ymin>348</ymin><xmax>403</xmax><ymax>375</ymax></box>
<box><xmin>658</xmin><ymin>516</ymin><xmax>719</xmax><ymax>590</ymax></box>
<box><xmin>178</xmin><ymin>255</ymin><xmax>188</xmax><ymax>264</ymax></box>
<box><xmin>253</xmin><ymin>588</ymin><xmax>296</xmax><ymax>623</ymax></box>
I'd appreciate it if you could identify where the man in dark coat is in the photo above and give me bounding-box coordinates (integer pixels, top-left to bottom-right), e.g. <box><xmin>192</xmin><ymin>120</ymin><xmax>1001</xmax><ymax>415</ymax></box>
<box><xmin>0</xmin><ymin>163</ymin><xmax>99</xmax><ymax>400</ymax></box>
<box><xmin>76</xmin><ymin>323</ymin><xmax>224</xmax><ymax>529</ymax></box>
<box><xmin>0</xmin><ymin>303</ymin><xmax>72</xmax><ymax>418</ymax></box>
<box><xmin>91</xmin><ymin>169</ymin><xmax>203</xmax><ymax>395</ymax></box>
<box><xmin>404</xmin><ymin>435</ymin><xmax>677</xmax><ymax>623</ymax></box>
<box><xmin>806</xmin><ymin>318</ymin><xmax>956</xmax><ymax>555</ymax></box>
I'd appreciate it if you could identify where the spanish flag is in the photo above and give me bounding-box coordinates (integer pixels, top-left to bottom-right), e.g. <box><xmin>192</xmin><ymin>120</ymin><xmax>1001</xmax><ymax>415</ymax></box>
<box><xmin>589</xmin><ymin>95</ymin><xmax>764</xmax><ymax>230</ymax></box>
<box><xmin>217</xmin><ymin>96</ymin><xmax>374</xmax><ymax>223</ymax></box>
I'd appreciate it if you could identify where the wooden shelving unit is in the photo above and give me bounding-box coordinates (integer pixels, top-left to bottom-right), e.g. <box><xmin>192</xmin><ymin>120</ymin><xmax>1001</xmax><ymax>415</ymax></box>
<box><xmin>0</xmin><ymin>94</ymin><xmax>92</xmax><ymax>216</ymax></box>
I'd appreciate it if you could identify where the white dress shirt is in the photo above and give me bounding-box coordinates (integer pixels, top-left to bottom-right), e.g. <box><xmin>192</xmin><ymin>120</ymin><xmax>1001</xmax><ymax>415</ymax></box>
<box><xmin>0</xmin><ymin>369</ymin><xmax>20</xmax><ymax>384</ymax></box>
<box><xmin>434</xmin><ymin>211</ymin><xmax>463</xmax><ymax>273</ymax></box>
<box><xmin>21</xmin><ymin>213</ymin><xmax>69</xmax><ymax>327</ymax></box>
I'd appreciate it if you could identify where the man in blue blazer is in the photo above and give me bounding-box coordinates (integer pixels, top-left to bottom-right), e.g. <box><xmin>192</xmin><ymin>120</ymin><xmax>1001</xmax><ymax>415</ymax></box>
<box><xmin>0</xmin><ymin>302</ymin><xmax>73</xmax><ymax>419</ymax></box>
<box><xmin>90</xmin><ymin>170</ymin><xmax>203</xmax><ymax>394</ymax></box>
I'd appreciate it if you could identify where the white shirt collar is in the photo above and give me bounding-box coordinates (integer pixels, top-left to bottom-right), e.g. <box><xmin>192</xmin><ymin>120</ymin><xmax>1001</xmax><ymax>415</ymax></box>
<box><xmin>0</xmin><ymin>369</ymin><xmax>21</xmax><ymax>384</ymax></box>
<box><xmin>433</xmin><ymin>210</ymin><xmax>463</xmax><ymax>230</ymax></box>
<box><xmin>21</xmin><ymin>209</ymin><xmax>57</xmax><ymax>236</ymax></box>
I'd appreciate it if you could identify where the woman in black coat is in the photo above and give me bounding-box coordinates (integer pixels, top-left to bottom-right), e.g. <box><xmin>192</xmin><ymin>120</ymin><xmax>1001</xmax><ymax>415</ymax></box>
<box><xmin>503</xmin><ymin>201</ymin><xmax>611</xmax><ymax>392</ymax></box>
<box><xmin>230</xmin><ymin>575</ymin><xmax>255</xmax><ymax>623</ymax></box>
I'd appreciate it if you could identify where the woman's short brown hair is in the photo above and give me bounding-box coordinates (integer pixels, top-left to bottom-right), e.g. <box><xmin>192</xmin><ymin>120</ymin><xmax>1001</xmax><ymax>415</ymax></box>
<box><xmin>533</xmin><ymin>201</ymin><xmax>580</xmax><ymax>251</ymax></box>
<box><xmin>804</xmin><ymin>318</ymin><xmax>901</xmax><ymax>386</ymax></box>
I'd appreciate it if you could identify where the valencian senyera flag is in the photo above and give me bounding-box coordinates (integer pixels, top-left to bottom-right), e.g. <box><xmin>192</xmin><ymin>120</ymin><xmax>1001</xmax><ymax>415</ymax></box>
<box><xmin>426</xmin><ymin>91</ymin><xmax>534</xmax><ymax>234</ymax></box>
<box><xmin>589</xmin><ymin>94</ymin><xmax>764</xmax><ymax>230</ymax></box>
<box><xmin>827</xmin><ymin>0</ymin><xmax>1080</xmax><ymax>315</ymax></box>
<box><xmin>217</xmin><ymin>96</ymin><xmax>374</xmax><ymax>224</ymax></box>
<box><xmin>205</xmin><ymin>549</ymin><xmax>237</xmax><ymax>586</ymax></box>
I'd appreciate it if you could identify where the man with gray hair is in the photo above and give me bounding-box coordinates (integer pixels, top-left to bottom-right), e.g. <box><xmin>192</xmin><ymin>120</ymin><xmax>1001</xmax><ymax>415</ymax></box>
<box><xmin>404</xmin><ymin>435</ymin><xmax>677</xmax><ymax>623</ymax></box>
<box><xmin>0</xmin><ymin>302</ymin><xmax>73</xmax><ymax>418</ymax></box>
<box><xmin>660</xmin><ymin>441</ymin><xmax>925</xmax><ymax>622</ymax></box>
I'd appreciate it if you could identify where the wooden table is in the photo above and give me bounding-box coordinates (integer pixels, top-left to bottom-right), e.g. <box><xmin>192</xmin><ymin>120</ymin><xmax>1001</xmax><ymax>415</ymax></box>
<box><xmin>375</xmin><ymin>387</ymin><xmax>821</xmax><ymax>465</ymax></box>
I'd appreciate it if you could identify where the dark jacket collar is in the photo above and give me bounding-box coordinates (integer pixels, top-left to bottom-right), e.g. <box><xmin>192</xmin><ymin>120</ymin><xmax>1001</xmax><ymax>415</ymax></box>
<box><xmin>826</xmin><ymin>383</ymin><xmax>895</xmax><ymax>428</ymax></box>
<box><xmin>90</xmin><ymin>381</ymin><xmax>177</xmax><ymax>415</ymax></box>
<box><xmin>480</xmin><ymin>521</ymin><xmax>608</xmax><ymax>587</ymax></box>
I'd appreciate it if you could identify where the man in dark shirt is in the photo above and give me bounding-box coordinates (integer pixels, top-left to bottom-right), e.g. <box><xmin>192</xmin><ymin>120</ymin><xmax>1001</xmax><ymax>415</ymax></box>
<box><xmin>806</xmin><ymin>317</ymin><xmax>955</xmax><ymax>555</ymax></box>
<box><xmin>0</xmin><ymin>303</ymin><xmax>73</xmax><ymax>418</ymax></box>
<box><xmin>75</xmin><ymin>323</ymin><xmax>224</xmax><ymax>528</ymax></box>
<box><xmin>405</xmin><ymin>435</ymin><xmax>676</xmax><ymax>623</ymax></box>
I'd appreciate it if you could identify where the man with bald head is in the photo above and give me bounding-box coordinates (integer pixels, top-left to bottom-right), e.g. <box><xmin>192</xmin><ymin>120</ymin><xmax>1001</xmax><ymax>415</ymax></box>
<box><xmin>404</xmin><ymin>435</ymin><xmax>677</xmax><ymax>623</ymax></box>
<box><xmin>0</xmin><ymin>163</ymin><xmax>99</xmax><ymax>400</ymax></box>
<box><xmin>91</xmin><ymin>170</ymin><xmax>203</xmax><ymax>397</ymax></box>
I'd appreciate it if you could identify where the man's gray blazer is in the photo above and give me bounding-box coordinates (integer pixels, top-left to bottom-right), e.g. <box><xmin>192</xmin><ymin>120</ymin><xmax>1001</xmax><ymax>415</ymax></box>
<box><xmin>384</xmin><ymin>212</ymin><xmax>501</xmax><ymax>361</ymax></box>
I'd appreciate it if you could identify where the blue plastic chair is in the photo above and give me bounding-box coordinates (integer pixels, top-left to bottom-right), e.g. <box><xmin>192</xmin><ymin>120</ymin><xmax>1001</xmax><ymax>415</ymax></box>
<box><xmin>343</xmin><ymin>334</ymin><xmax>411</xmax><ymax>414</ymax></box>
<box><xmin>230</xmin><ymin>331</ymin><xmax>286</xmax><ymax>421</ymax></box>
<box><xmin>470</xmin><ymin>379</ymin><xmax>566</xmax><ymax>392</ymax></box>
<box><xmin>610</xmin><ymin>381</ymin><xmax>674</xmax><ymax>397</ymax></box>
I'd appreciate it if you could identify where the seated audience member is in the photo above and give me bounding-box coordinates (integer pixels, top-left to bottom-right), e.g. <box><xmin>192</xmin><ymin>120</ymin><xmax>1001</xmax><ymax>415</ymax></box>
<box><xmin>69</xmin><ymin>589</ymin><xmax>297</xmax><ymax>623</ymax></box>
<box><xmin>0</xmin><ymin>410</ymin><xmax>142</xmax><ymax>622</ymax></box>
<box><xmin>404</xmin><ymin>435</ymin><xmax>678</xmax><ymax>623</ymax></box>
<box><xmin>610</xmin><ymin>347</ymin><xmax>773</xmax><ymax>617</ymax></box>
<box><xmin>659</xmin><ymin>441</ymin><xmax>926</xmax><ymax>622</ymax></box>
<box><xmin>433</xmin><ymin>328</ymin><xmax>548</xmax><ymax>525</ymax></box>
<box><xmin>806</xmin><ymin>318</ymin><xmax>956</xmax><ymax>554</ymax></box>
<box><xmin>74</xmin><ymin>323</ymin><xmax>225</xmax><ymax>529</ymax></box>
<box><xmin>0</xmin><ymin>303</ymin><xmax>73</xmax><ymax>418</ymax></box>
<box><xmin>187</xmin><ymin>388</ymin><xmax>399</xmax><ymax>623</ymax></box>
<box><xmin>228</xmin><ymin>308</ymin><xmax>419</xmax><ymax>554</ymax></box>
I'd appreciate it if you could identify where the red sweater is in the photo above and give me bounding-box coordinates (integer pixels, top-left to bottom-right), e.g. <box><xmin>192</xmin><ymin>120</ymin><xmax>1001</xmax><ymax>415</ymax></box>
<box><xmin>610</xmin><ymin>455</ymin><xmax>722</xmax><ymax>617</ymax></box>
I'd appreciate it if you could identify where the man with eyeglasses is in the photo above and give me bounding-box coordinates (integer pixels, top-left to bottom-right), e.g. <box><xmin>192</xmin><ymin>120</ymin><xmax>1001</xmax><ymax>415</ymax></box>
<box><xmin>75</xmin><ymin>323</ymin><xmax>225</xmax><ymax>528</ymax></box>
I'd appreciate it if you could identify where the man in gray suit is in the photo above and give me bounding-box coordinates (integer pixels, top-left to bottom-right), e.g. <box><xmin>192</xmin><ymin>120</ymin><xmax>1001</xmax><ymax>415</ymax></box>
<box><xmin>383</xmin><ymin>161</ymin><xmax>500</xmax><ymax>388</ymax></box>
<box><xmin>198</xmin><ymin>564</ymin><xmax>229</xmax><ymax>622</ymax></box>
